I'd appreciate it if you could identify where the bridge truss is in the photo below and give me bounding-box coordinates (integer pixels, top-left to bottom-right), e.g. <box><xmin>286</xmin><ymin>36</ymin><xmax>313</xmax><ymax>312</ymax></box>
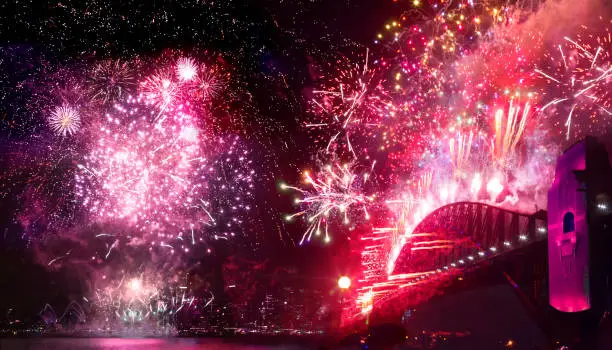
<box><xmin>352</xmin><ymin>201</ymin><xmax>547</xmax><ymax>322</ymax></box>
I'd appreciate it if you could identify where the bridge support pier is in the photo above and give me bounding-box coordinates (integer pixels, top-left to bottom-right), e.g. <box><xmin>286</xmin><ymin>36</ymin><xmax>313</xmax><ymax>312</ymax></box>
<box><xmin>547</xmin><ymin>137</ymin><xmax>612</xmax><ymax>347</ymax></box>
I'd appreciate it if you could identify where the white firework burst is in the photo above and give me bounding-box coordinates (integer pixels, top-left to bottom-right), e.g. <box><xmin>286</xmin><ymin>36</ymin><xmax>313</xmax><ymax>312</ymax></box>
<box><xmin>49</xmin><ymin>105</ymin><xmax>81</xmax><ymax>136</ymax></box>
<box><xmin>176</xmin><ymin>57</ymin><xmax>198</xmax><ymax>82</ymax></box>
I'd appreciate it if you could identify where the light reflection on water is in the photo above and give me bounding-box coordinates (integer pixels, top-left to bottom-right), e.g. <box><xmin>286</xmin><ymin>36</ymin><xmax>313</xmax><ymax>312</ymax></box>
<box><xmin>0</xmin><ymin>338</ymin><xmax>317</xmax><ymax>350</ymax></box>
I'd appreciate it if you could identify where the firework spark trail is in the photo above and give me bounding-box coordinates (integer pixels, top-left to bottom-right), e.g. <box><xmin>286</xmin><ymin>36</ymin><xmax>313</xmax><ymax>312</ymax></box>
<box><xmin>203</xmin><ymin>292</ymin><xmax>215</xmax><ymax>309</ymax></box>
<box><xmin>417</xmin><ymin>171</ymin><xmax>433</xmax><ymax>196</ymax></box>
<box><xmin>559</xmin><ymin>45</ymin><xmax>568</xmax><ymax>69</ymax></box>
<box><xmin>105</xmin><ymin>239</ymin><xmax>119</xmax><ymax>259</ymax></box>
<box><xmin>534</xmin><ymin>69</ymin><xmax>561</xmax><ymax>84</ymax></box>
<box><xmin>47</xmin><ymin>250</ymin><xmax>72</xmax><ymax>266</ymax></box>
<box><xmin>564</xmin><ymin>36</ymin><xmax>592</xmax><ymax>57</ymax></box>
<box><xmin>565</xmin><ymin>104</ymin><xmax>577</xmax><ymax>141</ymax></box>
<box><xmin>449</xmin><ymin>132</ymin><xmax>473</xmax><ymax>177</ymax></box>
<box><xmin>540</xmin><ymin>98</ymin><xmax>569</xmax><ymax>112</ymax></box>
<box><xmin>491</xmin><ymin>101</ymin><xmax>530</xmax><ymax>168</ymax></box>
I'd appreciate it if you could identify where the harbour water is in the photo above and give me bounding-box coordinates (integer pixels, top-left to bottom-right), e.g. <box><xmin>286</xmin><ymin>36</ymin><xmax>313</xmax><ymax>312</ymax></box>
<box><xmin>0</xmin><ymin>338</ymin><xmax>320</xmax><ymax>350</ymax></box>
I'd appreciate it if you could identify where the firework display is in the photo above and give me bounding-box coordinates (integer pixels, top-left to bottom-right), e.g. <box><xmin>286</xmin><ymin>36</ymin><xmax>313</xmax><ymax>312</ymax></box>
<box><xmin>281</xmin><ymin>162</ymin><xmax>376</xmax><ymax>244</ymax></box>
<box><xmin>87</xmin><ymin>59</ymin><xmax>137</xmax><ymax>105</ymax></box>
<box><xmin>1</xmin><ymin>51</ymin><xmax>259</xmax><ymax>330</ymax></box>
<box><xmin>74</xmin><ymin>96</ymin><xmax>255</xmax><ymax>250</ymax></box>
<box><xmin>0</xmin><ymin>0</ymin><xmax>611</xmax><ymax>334</ymax></box>
<box><xmin>279</xmin><ymin>0</ymin><xmax>611</xmax><ymax>321</ymax></box>
<box><xmin>93</xmin><ymin>272</ymin><xmax>201</xmax><ymax>330</ymax></box>
<box><xmin>48</xmin><ymin>104</ymin><xmax>82</xmax><ymax>137</ymax></box>
<box><xmin>537</xmin><ymin>24</ymin><xmax>612</xmax><ymax>140</ymax></box>
<box><xmin>306</xmin><ymin>49</ymin><xmax>395</xmax><ymax>157</ymax></box>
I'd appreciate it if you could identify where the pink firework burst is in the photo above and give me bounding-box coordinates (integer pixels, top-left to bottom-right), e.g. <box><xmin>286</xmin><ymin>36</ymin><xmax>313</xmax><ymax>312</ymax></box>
<box><xmin>49</xmin><ymin>104</ymin><xmax>81</xmax><ymax>136</ymax></box>
<box><xmin>75</xmin><ymin>96</ymin><xmax>210</xmax><ymax>247</ymax></box>
<box><xmin>75</xmin><ymin>96</ymin><xmax>255</xmax><ymax>249</ymax></box>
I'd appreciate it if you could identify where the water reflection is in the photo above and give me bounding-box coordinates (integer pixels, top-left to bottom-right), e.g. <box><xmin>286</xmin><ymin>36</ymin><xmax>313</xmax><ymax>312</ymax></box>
<box><xmin>0</xmin><ymin>338</ymin><xmax>313</xmax><ymax>350</ymax></box>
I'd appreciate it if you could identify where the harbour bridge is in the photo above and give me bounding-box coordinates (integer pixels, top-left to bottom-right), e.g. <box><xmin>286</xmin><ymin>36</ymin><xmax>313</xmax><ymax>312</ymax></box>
<box><xmin>347</xmin><ymin>137</ymin><xmax>612</xmax><ymax>348</ymax></box>
<box><xmin>352</xmin><ymin>201</ymin><xmax>547</xmax><ymax>323</ymax></box>
<box><xmin>373</xmin><ymin>201</ymin><xmax>547</xmax><ymax>312</ymax></box>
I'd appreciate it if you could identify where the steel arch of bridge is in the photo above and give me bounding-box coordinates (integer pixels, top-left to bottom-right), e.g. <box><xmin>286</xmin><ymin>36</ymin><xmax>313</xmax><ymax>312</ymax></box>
<box><xmin>349</xmin><ymin>202</ymin><xmax>547</xmax><ymax>328</ymax></box>
<box><xmin>392</xmin><ymin>201</ymin><xmax>547</xmax><ymax>275</ymax></box>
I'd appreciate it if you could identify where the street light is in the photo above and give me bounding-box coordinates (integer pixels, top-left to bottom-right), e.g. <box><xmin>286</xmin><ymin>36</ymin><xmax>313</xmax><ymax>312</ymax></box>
<box><xmin>337</xmin><ymin>276</ymin><xmax>351</xmax><ymax>328</ymax></box>
<box><xmin>338</xmin><ymin>276</ymin><xmax>351</xmax><ymax>289</ymax></box>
